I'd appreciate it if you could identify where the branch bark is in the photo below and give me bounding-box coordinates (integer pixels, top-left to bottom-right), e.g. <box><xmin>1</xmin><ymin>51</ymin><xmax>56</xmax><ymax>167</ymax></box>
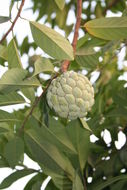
<box><xmin>0</xmin><ymin>0</ymin><xmax>25</xmax><ymax>44</ymax></box>
<box><xmin>19</xmin><ymin>73</ymin><xmax>58</xmax><ymax>134</ymax></box>
<box><xmin>61</xmin><ymin>0</ymin><xmax>82</xmax><ymax>72</ymax></box>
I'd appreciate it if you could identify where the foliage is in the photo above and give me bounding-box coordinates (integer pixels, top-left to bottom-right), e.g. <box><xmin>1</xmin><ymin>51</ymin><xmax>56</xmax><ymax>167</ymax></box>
<box><xmin>0</xmin><ymin>0</ymin><xmax>127</xmax><ymax>189</ymax></box>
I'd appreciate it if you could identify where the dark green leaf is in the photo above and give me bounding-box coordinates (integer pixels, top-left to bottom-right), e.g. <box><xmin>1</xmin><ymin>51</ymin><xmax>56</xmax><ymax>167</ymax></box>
<box><xmin>32</xmin><ymin>181</ymin><xmax>42</xmax><ymax>190</ymax></box>
<box><xmin>45</xmin><ymin>179</ymin><xmax>59</xmax><ymax>190</ymax></box>
<box><xmin>4</xmin><ymin>136</ymin><xmax>24</xmax><ymax>168</ymax></box>
<box><xmin>0</xmin><ymin>16</ymin><xmax>10</xmax><ymax>24</ymax></box>
<box><xmin>67</xmin><ymin>120</ymin><xmax>90</xmax><ymax>171</ymax></box>
<box><xmin>94</xmin><ymin>175</ymin><xmax>127</xmax><ymax>190</ymax></box>
<box><xmin>25</xmin><ymin>125</ymin><xmax>75</xmax><ymax>179</ymax></box>
<box><xmin>110</xmin><ymin>180</ymin><xmax>127</xmax><ymax>190</ymax></box>
<box><xmin>106</xmin><ymin>106</ymin><xmax>127</xmax><ymax>117</ymax></box>
<box><xmin>0</xmin><ymin>169</ymin><xmax>36</xmax><ymax>189</ymax></box>
<box><xmin>48</xmin><ymin>117</ymin><xmax>77</xmax><ymax>154</ymax></box>
<box><xmin>113</xmin><ymin>89</ymin><xmax>127</xmax><ymax>107</ymax></box>
<box><xmin>24</xmin><ymin>173</ymin><xmax>46</xmax><ymax>190</ymax></box>
<box><xmin>0</xmin><ymin>158</ymin><xmax>9</xmax><ymax>168</ymax></box>
<box><xmin>49</xmin><ymin>118</ymin><xmax>90</xmax><ymax>171</ymax></box>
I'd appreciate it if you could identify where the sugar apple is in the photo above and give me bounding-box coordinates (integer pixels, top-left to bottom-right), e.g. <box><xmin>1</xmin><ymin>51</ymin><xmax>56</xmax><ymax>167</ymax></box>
<box><xmin>46</xmin><ymin>71</ymin><xmax>94</xmax><ymax>120</ymax></box>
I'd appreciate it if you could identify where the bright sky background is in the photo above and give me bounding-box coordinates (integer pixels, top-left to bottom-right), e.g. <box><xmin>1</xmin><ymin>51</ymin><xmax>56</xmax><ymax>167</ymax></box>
<box><xmin>0</xmin><ymin>1</ymin><xmax>126</xmax><ymax>189</ymax></box>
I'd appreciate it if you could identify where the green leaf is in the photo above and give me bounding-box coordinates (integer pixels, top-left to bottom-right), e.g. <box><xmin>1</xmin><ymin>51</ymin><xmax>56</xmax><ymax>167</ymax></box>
<box><xmin>27</xmin><ymin>121</ymin><xmax>77</xmax><ymax>154</ymax></box>
<box><xmin>8</xmin><ymin>39</ymin><xmax>22</xmax><ymax>69</ymax></box>
<box><xmin>49</xmin><ymin>118</ymin><xmax>90</xmax><ymax>171</ymax></box>
<box><xmin>0</xmin><ymin>68</ymin><xmax>40</xmax><ymax>93</ymax></box>
<box><xmin>94</xmin><ymin>175</ymin><xmax>127</xmax><ymax>190</ymax></box>
<box><xmin>33</xmin><ymin>57</ymin><xmax>54</xmax><ymax>76</ymax></box>
<box><xmin>77</xmin><ymin>34</ymin><xmax>90</xmax><ymax>49</ymax></box>
<box><xmin>106</xmin><ymin>106</ymin><xmax>127</xmax><ymax>117</ymax></box>
<box><xmin>84</xmin><ymin>17</ymin><xmax>127</xmax><ymax>40</ymax></box>
<box><xmin>75</xmin><ymin>48</ymin><xmax>100</xmax><ymax>70</ymax></box>
<box><xmin>52</xmin><ymin>174</ymin><xmax>72</xmax><ymax>190</ymax></box>
<box><xmin>21</xmin><ymin>88</ymin><xmax>35</xmax><ymax>103</ymax></box>
<box><xmin>113</xmin><ymin>89</ymin><xmax>127</xmax><ymax>107</ymax></box>
<box><xmin>0</xmin><ymin>45</ymin><xmax>8</xmax><ymax>60</ymax></box>
<box><xmin>24</xmin><ymin>173</ymin><xmax>46</xmax><ymax>190</ymax></box>
<box><xmin>48</xmin><ymin>117</ymin><xmax>77</xmax><ymax>154</ymax></box>
<box><xmin>72</xmin><ymin>170</ymin><xmax>84</xmax><ymax>190</ymax></box>
<box><xmin>0</xmin><ymin>158</ymin><xmax>9</xmax><ymax>168</ymax></box>
<box><xmin>110</xmin><ymin>180</ymin><xmax>127</xmax><ymax>190</ymax></box>
<box><xmin>67</xmin><ymin>120</ymin><xmax>90</xmax><ymax>171</ymax></box>
<box><xmin>77</xmin><ymin>34</ymin><xmax>106</xmax><ymax>50</ymax></box>
<box><xmin>0</xmin><ymin>16</ymin><xmax>10</xmax><ymax>24</ymax></box>
<box><xmin>45</xmin><ymin>179</ymin><xmax>59</xmax><ymax>190</ymax></box>
<box><xmin>80</xmin><ymin>118</ymin><xmax>92</xmax><ymax>132</ymax></box>
<box><xmin>0</xmin><ymin>123</ymin><xmax>10</xmax><ymax>134</ymax></box>
<box><xmin>0</xmin><ymin>110</ymin><xmax>21</xmax><ymax>122</ymax></box>
<box><xmin>25</xmin><ymin>125</ymin><xmax>75</xmax><ymax>180</ymax></box>
<box><xmin>0</xmin><ymin>92</ymin><xmax>25</xmax><ymax>106</ymax></box>
<box><xmin>4</xmin><ymin>136</ymin><xmax>24</xmax><ymax>168</ymax></box>
<box><xmin>32</xmin><ymin>181</ymin><xmax>42</xmax><ymax>190</ymax></box>
<box><xmin>30</xmin><ymin>21</ymin><xmax>74</xmax><ymax>60</ymax></box>
<box><xmin>0</xmin><ymin>169</ymin><xmax>36</xmax><ymax>189</ymax></box>
<box><xmin>55</xmin><ymin>0</ymin><xmax>65</xmax><ymax>10</ymax></box>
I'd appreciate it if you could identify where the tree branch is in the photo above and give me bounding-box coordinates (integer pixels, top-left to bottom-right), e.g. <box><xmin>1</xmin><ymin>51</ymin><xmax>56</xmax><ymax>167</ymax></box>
<box><xmin>61</xmin><ymin>0</ymin><xmax>82</xmax><ymax>72</ymax></box>
<box><xmin>0</xmin><ymin>0</ymin><xmax>25</xmax><ymax>44</ymax></box>
<box><xmin>103</xmin><ymin>0</ymin><xmax>120</xmax><ymax>15</ymax></box>
<box><xmin>19</xmin><ymin>74</ymin><xmax>58</xmax><ymax>134</ymax></box>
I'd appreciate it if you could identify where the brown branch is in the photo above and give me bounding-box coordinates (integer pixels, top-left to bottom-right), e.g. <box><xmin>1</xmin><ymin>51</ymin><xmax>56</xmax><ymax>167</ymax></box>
<box><xmin>61</xmin><ymin>0</ymin><xmax>82</xmax><ymax>72</ymax></box>
<box><xmin>103</xmin><ymin>0</ymin><xmax>120</xmax><ymax>15</ymax></box>
<box><xmin>72</xmin><ymin>0</ymin><xmax>82</xmax><ymax>54</ymax></box>
<box><xmin>84</xmin><ymin>180</ymin><xmax>87</xmax><ymax>190</ymax></box>
<box><xmin>0</xmin><ymin>0</ymin><xmax>25</xmax><ymax>44</ymax></box>
<box><xmin>19</xmin><ymin>74</ymin><xmax>58</xmax><ymax>134</ymax></box>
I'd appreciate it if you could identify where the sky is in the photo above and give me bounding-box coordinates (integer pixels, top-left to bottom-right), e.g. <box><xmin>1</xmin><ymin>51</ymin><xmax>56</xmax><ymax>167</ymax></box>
<box><xmin>0</xmin><ymin>0</ymin><xmax>126</xmax><ymax>189</ymax></box>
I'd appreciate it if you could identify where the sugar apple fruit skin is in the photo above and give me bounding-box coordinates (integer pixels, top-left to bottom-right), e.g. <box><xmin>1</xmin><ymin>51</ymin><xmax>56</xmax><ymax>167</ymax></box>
<box><xmin>46</xmin><ymin>71</ymin><xmax>94</xmax><ymax>120</ymax></box>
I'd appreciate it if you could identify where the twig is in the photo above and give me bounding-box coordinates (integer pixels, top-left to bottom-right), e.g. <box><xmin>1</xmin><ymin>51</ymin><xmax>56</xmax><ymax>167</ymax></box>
<box><xmin>19</xmin><ymin>74</ymin><xmax>58</xmax><ymax>134</ymax></box>
<box><xmin>72</xmin><ymin>0</ymin><xmax>82</xmax><ymax>54</ymax></box>
<box><xmin>84</xmin><ymin>180</ymin><xmax>87</xmax><ymax>190</ymax></box>
<box><xmin>61</xmin><ymin>0</ymin><xmax>82</xmax><ymax>72</ymax></box>
<box><xmin>0</xmin><ymin>0</ymin><xmax>25</xmax><ymax>44</ymax></box>
<box><xmin>103</xmin><ymin>0</ymin><xmax>120</xmax><ymax>15</ymax></box>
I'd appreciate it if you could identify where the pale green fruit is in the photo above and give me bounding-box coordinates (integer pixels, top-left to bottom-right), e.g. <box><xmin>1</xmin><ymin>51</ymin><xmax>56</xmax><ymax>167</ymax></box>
<box><xmin>46</xmin><ymin>71</ymin><xmax>94</xmax><ymax>120</ymax></box>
